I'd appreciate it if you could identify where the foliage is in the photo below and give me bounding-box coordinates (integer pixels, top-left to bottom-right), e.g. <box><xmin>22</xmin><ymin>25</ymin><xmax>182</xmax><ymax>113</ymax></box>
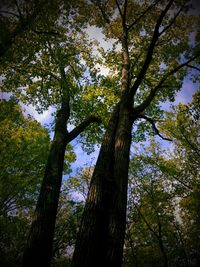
<box><xmin>0</xmin><ymin>99</ymin><xmax>78</xmax><ymax>266</ymax></box>
<box><xmin>0</xmin><ymin>98</ymin><xmax>50</xmax><ymax>266</ymax></box>
<box><xmin>0</xmin><ymin>98</ymin><xmax>50</xmax><ymax>215</ymax></box>
<box><xmin>124</xmin><ymin>93</ymin><xmax>200</xmax><ymax>266</ymax></box>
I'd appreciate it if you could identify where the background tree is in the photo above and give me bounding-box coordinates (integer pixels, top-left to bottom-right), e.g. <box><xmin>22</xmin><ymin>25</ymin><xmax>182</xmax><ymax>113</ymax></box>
<box><xmin>0</xmin><ymin>98</ymin><xmax>50</xmax><ymax>266</ymax></box>
<box><xmin>124</xmin><ymin>91</ymin><xmax>200</xmax><ymax>266</ymax></box>
<box><xmin>161</xmin><ymin>91</ymin><xmax>200</xmax><ymax>265</ymax></box>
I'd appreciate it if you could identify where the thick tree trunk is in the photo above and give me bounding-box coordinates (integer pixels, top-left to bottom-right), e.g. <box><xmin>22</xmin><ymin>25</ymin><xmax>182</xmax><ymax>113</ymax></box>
<box><xmin>71</xmin><ymin>104</ymin><xmax>120</xmax><ymax>267</ymax></box>
<box><xmin>72</xmin><ymin>100</ymin><xmax>133</xmax><ymax>267</ymax></box>
<box><xmin>106</xmin><ymin>101</ymin><xmax>132</xmax><ymax>267</ymax></box>
<box><xmin>22</xmin><ymin>104</ymin><xmax>68</xmax><ymax>267</ymax></box>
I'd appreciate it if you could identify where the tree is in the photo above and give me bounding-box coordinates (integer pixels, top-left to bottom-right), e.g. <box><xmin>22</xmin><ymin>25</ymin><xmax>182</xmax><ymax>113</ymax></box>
<box><xmin>0</xmin><ymin>98</ymin><xmax>50</xmax><ymax>216</ymax></box>
<box><xmin>1</xmin><ymin>2</ymin><xmax>103</xmax><ymax>266</ymax></box>
<box><xmin>125</xmin><ymin>144</ymin><xmax>187</xmax><ymax>267</ymax></box>
<box><xmin>0</xmin><ymin>0</ymin><xmax>61</xmax><ymax>59</ymax></box>
<box><xmin>20</xmin><ymin>34</ymin><xmax>102</xmax><ymax>267</ymax></box>
<box><xmin>1</xmin><ymin>1</ymin><xmax>199</xmax><ymax>266</ymax></box>
<box><xmin>124</xmin><ymin>92</ymin><xmax>200</xmax><ymax>266</ymax></box>
<box><xmin>71</xmin><ymin>1</ymin><xmax>200</xmax><ymax>266</ymax></box>
<box><xmin>0</xmin><ymin>98</ymin><xmax>50</xmax><ymax>267</ymax></box>
<box><xmin>160</xmin><ymin>91</ymin><xmax>200</xmax><ymax>265</ymax></box>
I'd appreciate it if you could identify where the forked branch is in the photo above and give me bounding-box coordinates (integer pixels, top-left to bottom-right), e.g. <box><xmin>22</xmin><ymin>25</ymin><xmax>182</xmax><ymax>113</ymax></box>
<box><xmin>134</xmin><ymin>55</ymin><xmax>198</xmax><ymax>114</ymax></box>
<box><xmin>130</xmin><ymin>0</ymin><xmax>175</xmax><ymax>97</ymax></box>
<box><xmin>91</xmin><ymin>0</ymin><xmax>110</xmax><ymax>23</ymax></box>
<box><xmin>67</xmin><ymin>116</ymin><xmax>102</xmax><ymax>142</ymax></box>
<box><xmin>138</xmin><ymin>114</ymin><xmax>172</xmax><ymax>141</ymax></box>
<box><xmin>128</xmin><ymin>0</ymin><xmax>161</xmax><ymax>30</ymax></box>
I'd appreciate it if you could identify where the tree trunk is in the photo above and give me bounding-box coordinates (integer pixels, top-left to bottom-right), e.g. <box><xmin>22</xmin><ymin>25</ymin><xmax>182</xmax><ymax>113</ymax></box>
<box><xmin>71</xmin><ymin>104</ymin><xmax>120</xmax><ymax>267</ymax></box>
<box><xmin>22</xmin><ymin>82</ymin><xmax>101</xmax><ymax>267</ymax></box>
<box><xmin>22</xmin><ymin>104</ymin><xmax>68</xmax><ymax>267</ymax></box>
<box><xmin>107</xmin><ymin>101</ymin><xmax>132</xmax><ymax>267</ymax></box>
<box><xmin>72</xmin><ymin>17</ymin><xmax>134</xmax><ymax>267</ymax></box>
<box><xmin>72</xmin><ymin>100</ymin><xmax>133</xmax><ymax>267</ymax></box>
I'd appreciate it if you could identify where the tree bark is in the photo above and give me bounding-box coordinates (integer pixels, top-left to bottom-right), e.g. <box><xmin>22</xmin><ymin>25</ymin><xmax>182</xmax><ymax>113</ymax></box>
<box><xmin>106</xmin><ymin>101</ymin><xmax>133</xmax><ymax>267</ymax></box>
<box><xmin>71</xmin><ymin>104</ymin><xmax>120</xmax><ymax>267</ymax></box>
<box><xmin>22</xmin><ymin>99</ymin><xmax>69</xmax><ymax>267</ymax></box>
<box><xmin>72</xmin><ymin>101</ymin><xmax>133</xmax><ymax>267</ymax></box>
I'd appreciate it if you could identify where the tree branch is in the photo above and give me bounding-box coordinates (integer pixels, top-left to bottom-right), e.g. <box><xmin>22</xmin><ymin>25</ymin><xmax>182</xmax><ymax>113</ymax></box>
<box><xmin>186</xmin><ymin>64</ymin><xmax>200</xmax><ymax>72</ymax></box>
<box><xmin>115</xmin><ymin>0</ymin><xmax>124</xmax><ymax>21</ymax></box>
<box><xmin>159</xmin><ymin>3</ymin><xmax>186</xmax><ymax>36</ymax></box>
<box><xmin>91</xmin><ymin>0</ymin><xmax>110</xmax><ymax>24</ymax></box>
<box><xmin>123</xmin><ymin>0</ymin><xmax>128</xmax><ymax>24</ymax></box>
<box><xmin>134</xmin><ymin>55</ymin><xmax>198</xmax><ymax>114</ymax></box>
<box><xmin>134</xmin><ymin>203</ymin><xmax>159</xmax><ymax>239</ymax></box>
<box><xmin>67</xmin><ymin>116</ymin><xmax>102</xmax><ymax>142</ymax></box>
<box><xmin>0</xmin><ymin>0</ymin><xmax>47</xmax><ymax>58</ymax></box>
<box><xmin>130</xmin><ymin>0</ymin><xmax>175</xmax><ymax>97</ymax></box>
<box><xmin>179</xmin><ymin>127</ymin><xmax>200</xmax><ymax>157</ymax></box>
<box><xmin>127</xmin><ymin>0</ymin><xmax>162</xmax><ymax>31</ymax></box>
<box><xmin>138</xmin><ymin>114</ymin><xmax>172</xmax><ymax>141</ymax></box>
<box><xmin>0</xmin><ymin>10</ymin><xmax>20</xmax><ymax>18</ymax></box>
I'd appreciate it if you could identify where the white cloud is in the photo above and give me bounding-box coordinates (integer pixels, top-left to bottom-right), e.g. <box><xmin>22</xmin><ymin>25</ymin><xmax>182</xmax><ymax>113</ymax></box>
<box><xmin>174</xmin><ymin>80</ymin><xmax>198</xmax><ymax>105</ymax></box>
<box><xmin>86</xmin><ymin>26</ymin><xmax>114</xmax><ymax>51</ymax></box>
<box><xmin>21</xmin><ymin>103</ymin><xmax>55</xmax><ymax>125</ymax></box>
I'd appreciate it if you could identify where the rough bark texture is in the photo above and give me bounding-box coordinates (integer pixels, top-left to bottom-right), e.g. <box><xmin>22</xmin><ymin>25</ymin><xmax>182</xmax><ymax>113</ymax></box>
<box><xmin>72</xmin><ymin>19</ymin><xmax>135</xmax><ymax>263</ymax></box>
<box><xmin>107</xmin><ymin>101</ymin><xmax>133</xmax><ymax>267</ymax></box>
<box><xmin>72</xmin><ymin>104</ymin><xmax>120</xmax><ymax>267</ymax></box>
<box><xmin>22</xmin><ymin>102</ymin><xmax>68</xmax><ymax>267</ymax></box>
<box><xmin>72</xmin><ymin>100</ymin><xmax>133</xmax><ymax>267</ymax></box>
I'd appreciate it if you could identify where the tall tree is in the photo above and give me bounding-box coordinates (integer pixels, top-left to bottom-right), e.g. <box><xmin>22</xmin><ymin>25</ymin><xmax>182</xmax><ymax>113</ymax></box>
<box><xmin>125</xmin><ymin>143</ymin><xmax>186</xmax><ymax>267</ymax></box>
<box><xmin>160</xmin><ymin>91</ymin><xmax>200</xmax><ymax>265</ymax></box>
<box><xmin>1</xmin><ymin>4</ymin><xmax>102</xmax><ymax>266</ymax></box>
<box><xmin>20</xmin><ymin>43</ymin><xmax>101</xmax><ymax>267</ymax></box>
<box><xmin>72</xmin><ymin>1</ymin><xmax>200</xmax><ymax>266</ymax></box>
